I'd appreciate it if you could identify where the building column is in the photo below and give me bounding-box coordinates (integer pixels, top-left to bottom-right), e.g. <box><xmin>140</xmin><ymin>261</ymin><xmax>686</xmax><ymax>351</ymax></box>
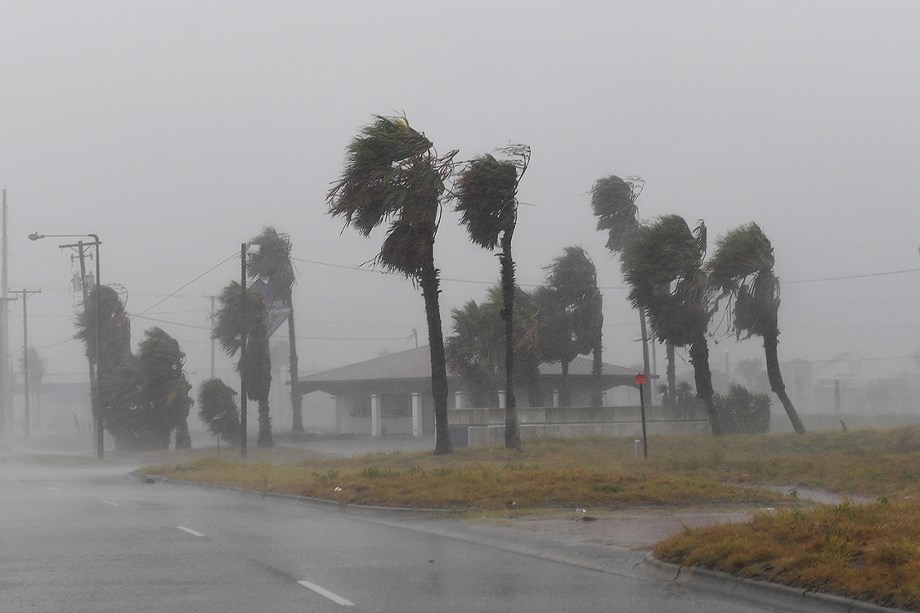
<box><xmin>370</xmin><ymin>394</ymin><xmax>381</xmax><ymax>437</ymax></box>
<box><xmin>552</xmin><ymin>390</ymin><xmax>559</xmax><ymax>408</ymax></box>
<box><xmin>411</xmin><ymin>392</ymin><xmax>421</xmax><ymax>437</ymax></box>
<box><xmin>454</xmin><ymin>390</ymin><xmax>463</xmax><ymax>410</ymax></box>
<box><xmin>498</xmin><ymin>390</ymin><xmax>505</xmax><ymax>409</ymax></box>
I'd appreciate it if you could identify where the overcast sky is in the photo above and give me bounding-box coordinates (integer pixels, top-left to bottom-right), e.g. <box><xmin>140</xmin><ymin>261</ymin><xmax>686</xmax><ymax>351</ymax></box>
<box><xmin>2</xmin><ymin>0</ymin><xmax>919</xmax><ymax>392</ymax></box>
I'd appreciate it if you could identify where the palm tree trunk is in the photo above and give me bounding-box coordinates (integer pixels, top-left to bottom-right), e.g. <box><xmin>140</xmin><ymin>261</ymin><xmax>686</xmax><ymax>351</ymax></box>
<box><xmin>499</xmin><ymin>234</ymin><xmax>521</xmax><ymax>450</ymax></box>
<box><xmin>666</xmin><ymin>342</ymin><xmax>676</xmax><ymax>405</ymax></box>
<box><xmin>175</xmin><ymin>418</ymin><xmax>191</xmax><ymax>449</ymax></box>
<box><xmin>590</xmin><ymin>310</ymin><xmax>604</xmax><ymax>407</ymax></box>
<box><xmin>419</xmin><ymin>260</ymin><xmax>453</xmax><ymax>455</ymax></box>
<box><xmin>763</xmin><ymin>330</ymin><xmax>806</xmax><ymax>434</ymax></box>
<box><xmin>257</xmin><ymin>397</ymin><xmax>274</xmax><ymax>447</ymax></box>
<box><xmin>286</xmin><ymin>307</ymin><xmax>304</xmax><ymax>433</ymax></box>
<box><xmin>689</xmin><ymin>336</ymin><xmax>722</xmax><ymax>435</ymax></box>
<box><xmin>560</xmin><ymin>360</ymin><xmax>570</xmax><ymax>407</ymax></box>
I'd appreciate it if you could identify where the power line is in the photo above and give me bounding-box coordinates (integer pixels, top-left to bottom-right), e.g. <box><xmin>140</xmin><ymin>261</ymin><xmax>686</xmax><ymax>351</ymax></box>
<box><xmin>134</xmin><ymin>250</ymin><xmax>237</xmax><ymax>317</ymax></box>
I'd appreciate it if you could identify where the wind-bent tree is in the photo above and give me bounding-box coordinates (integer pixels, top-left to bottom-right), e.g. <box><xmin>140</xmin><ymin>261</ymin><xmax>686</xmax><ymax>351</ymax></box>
<box><xmin>75</xmin><ymin>285</ymin><xmax>137</xmax><ymax>449</ymax></box>
<box><xmin>327</xmin><ymin>115</ymin><xmax>456</xmax><ymax>455</ymax></box>
<box><xmin>248</xmin><ymin>227</ymin><xmax>304</xmax><ymax>433</ymax></box>
<box><xmin>137</xmin><ymin>327</ymin><xmax>193</xmax><ymax>449</ymax></box>
<box><xmin>213</xmin><ymin>281</ymin><xmax>274</xmax><ymax>447</ymax></box>
<box><xmin>198</xmin><ymin>378</ymin><xmax>241</xmax><ymax>444</ymax></box>
<box><xmin>454</xmin><ymin>145</ymin><xmax>530</xmax><ymax>449</ymax></box>
<box><xmin>20</xmin><ymin>346</ymin><xmax>45</xmax><ymax>429</ymax></box>
<box><xmin>708</xmin><ymin>223</ymin><xmax>806</xmax><ymax>434</ymax></box>
<box><xmin>539</xmin><ymin>247</ymin><xmax>603</xmax><ymax>407</ymax></box>
<box><xmin>446</xmin><ymin>299</ymin><xmax>503</xmax><ymax>409</ymax></box>
<box><xmin>621</xmin><ymin>215</ymin><xmax>722</xmax><ymax>435</ymax></box>
<box><xmin>591</xmin><ymin>175</ymin><xmax>666</xmax><ymax>402</ymax></box>
<box><xmin>445</xmin><ymin>285</ymin><xmax>542</xmax><ymax>410</ymax></box>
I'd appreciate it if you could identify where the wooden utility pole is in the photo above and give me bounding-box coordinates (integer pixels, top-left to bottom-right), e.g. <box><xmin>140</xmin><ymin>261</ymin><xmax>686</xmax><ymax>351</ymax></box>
<box><xmin>12</xmin><ymin>289</ymin><xmax>40</xmax><ymax>437</ymax></box>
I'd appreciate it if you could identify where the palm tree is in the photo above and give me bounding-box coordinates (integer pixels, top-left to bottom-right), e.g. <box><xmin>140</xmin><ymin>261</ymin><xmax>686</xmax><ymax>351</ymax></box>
<box><xmin>137</xmin><ymin>327</ymin><xmax>193</xmax><ymax>449</ymax></box>
<box><xmin>540</xmin><ymin>247</ymin><xmax>603</xmax><ymax>407</ymax></box>
<box><xmin>708</xmin><ymin>223</ymin><xmax>806</xmax><ymax>434</ymax></box>
<box><xmin>213</xmin><ymin>281</ymin><xmax>274</xmax><ymax>447</ymax></box>
<box><xmin>621</xmin><ymin>215</ymin><xmax>722</xmax><ymax>435</ymax></box>
<box><xmin>248</xmin><ymin>227</ymin><xmax>303</xmax><ymax>433</ymax></box>
<box><xmin>445</xmin><ymin>299</ymin><xmax>502</xmax><ymax>409</ymax></box>
<box><xmin>454</xmin><ymin>145</ymin><xmax>530</xmax><ymax>449</ymax></box>
<box><xmin>327</xmin><ymin>115</ymin><xmax>457</xmax><ymax>455</ymax></box>
<box><xmin>198</xmin><ymin>378</ymin><xmax>240</xmax><ymax>444</ymax></box>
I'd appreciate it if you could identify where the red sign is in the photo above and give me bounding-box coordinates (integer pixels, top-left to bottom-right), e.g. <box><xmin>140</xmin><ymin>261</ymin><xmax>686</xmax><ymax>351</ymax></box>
<box><xmin>634</xmin><ymin>373</ymin><xmax>647</xmax><ymax>385</ymax></box>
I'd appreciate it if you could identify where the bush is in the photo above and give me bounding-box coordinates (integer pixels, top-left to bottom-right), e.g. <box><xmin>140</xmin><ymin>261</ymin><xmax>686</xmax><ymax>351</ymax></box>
<box><xmin>715</xmin><ymin>384</ymin><xmax>770</xmax><ymax>434</ymax></box>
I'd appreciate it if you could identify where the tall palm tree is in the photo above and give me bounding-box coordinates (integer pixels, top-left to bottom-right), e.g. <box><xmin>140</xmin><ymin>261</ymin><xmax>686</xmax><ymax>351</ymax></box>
<box><xmin>708</xmin><ymin>223</ymin><xmax>806</xmax><ymax>434</ymax></box>
<box><xmin>541</xmin><ymin>247</ymin><xmax>603</xmax><ymax>407</ymax></box>
<box><xmin>327</xmin><ymin>115</ymin><xmax>457</xmax><ymax>455</ymax></box>
<box><xmin>445</xmin><ymin>299</ymin><xmax>503</xmax><ymax>409</ymax></box>
<box><xmin>213</xmin><ymin>281</ymin><xmax>274</xmax><ymax>447</ymax></box>
<box><xmin>454</xmin><ymin>145</ymin><xmax>530</xmax><ymax>449</ymax></box>
<box><xmin>590</xmin><ymin>175</ymin><xmax>663</xmax><ymax>403</ymax></box>
<box><xmin>621</xmin><ymin>215</ymin><xmax>722</xmax><ymax>435</ymax></box>
<box><xmin>248</xmin><ymin>227</ymin><xmax>303</xmax><ymax>433</ymax></box>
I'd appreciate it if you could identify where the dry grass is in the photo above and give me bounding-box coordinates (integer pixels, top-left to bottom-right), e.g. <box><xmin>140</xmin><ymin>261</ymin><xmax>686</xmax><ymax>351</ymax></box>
<box><xmin>139</xmin><ymin>425</ymin><xmax>920</xmax><ymax>609</ymax></box>
<box><xmin>655</xmin><ymin>500</ymin><xmax>920</xmax><ymax>610</ymax></box>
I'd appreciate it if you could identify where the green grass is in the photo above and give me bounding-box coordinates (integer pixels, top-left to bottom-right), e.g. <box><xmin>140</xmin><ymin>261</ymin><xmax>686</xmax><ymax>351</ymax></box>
<box><xmin>138</xmin><ymin>425</ymin><xmax>920</xmax><ymax>609</ymax></box>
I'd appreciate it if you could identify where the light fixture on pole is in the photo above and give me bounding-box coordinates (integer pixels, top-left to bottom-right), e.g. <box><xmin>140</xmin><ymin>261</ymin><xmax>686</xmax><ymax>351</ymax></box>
<box><xmin>29</xmin><ymin>232</ymin><xmax>103</xmax><ymax>458</ymax></box>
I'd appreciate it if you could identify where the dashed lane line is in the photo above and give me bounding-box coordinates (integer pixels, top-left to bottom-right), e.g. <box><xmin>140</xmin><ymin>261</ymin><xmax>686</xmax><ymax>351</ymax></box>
<box><xmin>102</xmin><ymin>500</ymin><xmax>120</xmax><ymax>507</ymax></box>
<box><xmin>297</xmin><ymin>580</ymin><xmax>355</xmax><ymax>607</ymax></box>
<box><xmin>176</xmin><ymin>526</ymin><xmax>206</xmax><ymax>537</ymax></box>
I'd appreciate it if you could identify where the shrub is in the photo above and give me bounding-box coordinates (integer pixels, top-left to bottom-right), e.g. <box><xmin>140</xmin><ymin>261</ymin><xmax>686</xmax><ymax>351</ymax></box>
<box><xmin>715</xmin><ymin>384</ymin><xmax>770</xmax><ymax>434</ymax></box>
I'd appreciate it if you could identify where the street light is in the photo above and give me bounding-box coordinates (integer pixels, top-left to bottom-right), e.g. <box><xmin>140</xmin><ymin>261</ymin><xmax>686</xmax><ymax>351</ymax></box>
<box><xmin>29</xmin><ymin>232</ymin><xmax>103</xmax><ymax>459</ymax></box>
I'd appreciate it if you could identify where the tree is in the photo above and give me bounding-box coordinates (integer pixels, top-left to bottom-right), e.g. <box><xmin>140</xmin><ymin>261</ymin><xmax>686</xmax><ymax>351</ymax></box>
<box><xmin>248</xmin><ymin>227</ymin><xmax>304</xmax><ymax>433</ymax></box>
<box><xmin>708</xmin><ymin>223</ymin><xmax>806</xmax><ymax>434</ymax></box>
<box><xmin>75</xmin><ymin>285</ymin><xmax>138</xmax><ymax>448</ymax></box>
<box><xmin>212</xmin><ymin>281</ymin><xmax>275</xmax><ymax>447</ymax></box>
<box><xmin>198</xmin><ymin>378</ymin><xmax>241</xmax><ymax>444</ymax></box>
<box><xmin>20</xmin><ymin>346</ymin><xmax>45</xmax><ymax>429</ymax></box>
<box><xmin>445</xmin><ymin>285</ymin><xmax>542</xmax><ymax>410</ymax></box>
<box><xmin>539</xmin><ymin>247</ymin><xmax>603</xmax><ymax>407</ymax></box>
<box><xmin>136</xmin><ymin>327</ymin><xmax>193</xmax><ymax>450</ymax></box>
<box><xmin>621</xmin><ymin>215</ymin><xmax>722</xmax><ymax>435</ymax></box>
<box><xmin>454</xmin><ymin>145</ymin><xmax>530</xmax><ymax>449</ymax></box>
<box><xmin>735</xmin><ymin>357</ymin><xmax>765</xmax><ymax>390</ymax></box>
<box><xmin>590</xmin><ymin>175</ymin><xmax>665</xmax><ymax>403</ymax></box>
<box><xmin>327</xmin><ymin>115</ymin><xmax>456</xmax><ymax>455</ymax></box>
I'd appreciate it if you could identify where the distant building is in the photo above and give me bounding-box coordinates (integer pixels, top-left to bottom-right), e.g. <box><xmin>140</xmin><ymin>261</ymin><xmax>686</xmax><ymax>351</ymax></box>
<box><xmin>297</xmin><ymin>345</ymin><xmax>642</xmax><ymax>436</ymax></box>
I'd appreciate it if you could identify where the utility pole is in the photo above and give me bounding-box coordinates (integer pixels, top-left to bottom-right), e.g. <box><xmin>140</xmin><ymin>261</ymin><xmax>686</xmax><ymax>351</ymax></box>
<box><xmin>209</xmin><ymin>295</ymin><xmax>216</xmax><ymax>379</ymax></box>
<box><xmin>239</xmin><ymin>243</ymin><xmax>248</xmax><ymax>457</ymax></box>
<box><xmin>12</xmin><ymin>289</ymin><xmax>40</xmax><ymax>437</ymax></box>
<box><xmin>1</xmin><ymin>190</ymin><xmax>9</xmax><ymax>436</ymax></box>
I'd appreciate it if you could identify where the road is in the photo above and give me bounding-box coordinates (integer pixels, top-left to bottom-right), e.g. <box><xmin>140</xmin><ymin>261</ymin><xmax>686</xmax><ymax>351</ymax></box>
<box><xmin>0</xmin><ymin>458</ymin><xmax>795</xmax><ymax>612</ymax></box>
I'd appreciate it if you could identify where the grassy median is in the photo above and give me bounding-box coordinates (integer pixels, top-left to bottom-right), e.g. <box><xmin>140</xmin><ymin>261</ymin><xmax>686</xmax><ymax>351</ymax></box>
<box><xmin>139</xmin><ymin>425</ymin><xmax>920</xmax><ymax>609</ymax></box>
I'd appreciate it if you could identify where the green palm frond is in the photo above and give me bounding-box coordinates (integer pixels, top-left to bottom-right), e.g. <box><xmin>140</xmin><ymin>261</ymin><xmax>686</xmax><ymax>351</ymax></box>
<box><xmin>454</xmin><ymin>153</ymin><xmax>520</xmax><ymax>250</ymax></box>
<box><xmin>591</xmin><ymin>175</ymin><xmax>639</xmax><ymax>252</ymax></box>
<box><xmin>248</xmin><ymin>227</ymin><xmax>295</xmax><ymax>299</ymax></box>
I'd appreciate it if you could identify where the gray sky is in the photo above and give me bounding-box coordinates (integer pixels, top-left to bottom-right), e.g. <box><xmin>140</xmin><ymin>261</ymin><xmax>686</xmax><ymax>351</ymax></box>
<box><xmin>2</xmin><ymin>0</ymin><xmax>919</xmax><ymax>390</ymax></box>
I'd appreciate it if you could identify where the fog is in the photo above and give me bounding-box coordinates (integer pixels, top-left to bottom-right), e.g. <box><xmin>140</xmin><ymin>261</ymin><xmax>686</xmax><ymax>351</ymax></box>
<box><xmin>2</xmin><ymin>1</ymin><xmax>919</xmax><ymax>427</ymax></box>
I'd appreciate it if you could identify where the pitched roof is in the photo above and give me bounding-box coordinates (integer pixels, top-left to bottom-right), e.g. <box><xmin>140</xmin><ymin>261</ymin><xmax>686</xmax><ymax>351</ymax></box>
<box><xmin>300</xmin><ymin>345</ymin><xmax>637</xmax><ymax>384</ymax></box>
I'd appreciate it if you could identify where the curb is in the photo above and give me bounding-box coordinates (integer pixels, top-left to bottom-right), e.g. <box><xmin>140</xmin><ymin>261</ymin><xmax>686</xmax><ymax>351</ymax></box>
<box><xmin>643</xmin><ymin>554</ymin><xmax>907</xmax><ymax>613</ymax></box>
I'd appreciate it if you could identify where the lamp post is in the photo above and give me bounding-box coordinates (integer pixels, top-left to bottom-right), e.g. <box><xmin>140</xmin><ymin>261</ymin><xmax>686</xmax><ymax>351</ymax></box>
<box><xmin>29</xmin><ymin>232</ymin><xmax>103</xmax><ymax>458</ymax></box>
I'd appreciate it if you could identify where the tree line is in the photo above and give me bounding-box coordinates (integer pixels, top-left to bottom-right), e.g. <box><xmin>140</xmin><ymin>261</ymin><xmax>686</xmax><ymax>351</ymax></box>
<box><xmin>74</xmin><ymin>113</ymin><xmax>804</xmax><ymax>453</ymax></box>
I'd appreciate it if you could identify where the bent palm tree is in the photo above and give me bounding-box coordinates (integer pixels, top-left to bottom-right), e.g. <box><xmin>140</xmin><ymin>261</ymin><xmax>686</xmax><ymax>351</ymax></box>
<box><xmin>327</xmin><ymin>115</ymin><xmax>456</xmax><ymax>455</ymax></box>
<box><xmin>454</xmin><ymin>145</ymin><xmax>530</xmax><ymax>449</ymax></box>
<box><xmin>248</xmin><ymin>227</ymin><xmax>303</xmax><ymax>432</ymax></box>
<box><xmin>621</xmin><ymin>215</ymin><xmax>722</xmax><ymax>435</ymax></box>
<box><xmin>213</xmin><ymin>281</ymin><xmax>274</xmax><ymax>447</ymax></box>
<box><xmin>708</xmin><ymin>223</ymin><xmax>806</xmax><ymax>434</ymax></box>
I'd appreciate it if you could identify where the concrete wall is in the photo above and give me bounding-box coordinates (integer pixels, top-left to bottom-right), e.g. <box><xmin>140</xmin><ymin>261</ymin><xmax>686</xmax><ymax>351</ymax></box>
<box><xmin>447</xmin><ymin>404</ymin><xmax>711</xmax><ymax>447</ymax></box>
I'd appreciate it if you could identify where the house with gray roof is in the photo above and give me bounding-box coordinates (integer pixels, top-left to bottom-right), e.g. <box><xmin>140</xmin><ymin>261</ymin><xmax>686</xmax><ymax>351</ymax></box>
<box><xmin>298</xmin><ymin>345</ymin><xmax>643</xmax><ymax>436</ymax></box>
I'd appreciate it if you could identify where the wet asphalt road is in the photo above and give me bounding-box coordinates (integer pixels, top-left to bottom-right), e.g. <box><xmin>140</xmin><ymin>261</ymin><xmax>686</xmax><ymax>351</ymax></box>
<box><xmin>0</xmin><ymin>459</ymin><xmax>795</xmax><ymax>613</ymax></box>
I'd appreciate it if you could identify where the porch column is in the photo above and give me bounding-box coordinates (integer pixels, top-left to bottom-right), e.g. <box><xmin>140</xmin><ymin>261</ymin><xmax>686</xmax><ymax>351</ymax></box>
<box><xmin>411</xmin><ymin>392</ymin><xmax>421</xmax><ymax>437</ymax></box>
<box><xmin>498</xmin><ymin>390</ymin><xmax>505</xmax><ymax>409</ymax></box>
<box><xmin>454</xmin><ymin>390</ymin><xmax>463</xmax><ymax>410</ymax></box>
<box><xmin>552</xmin><ymin>390</ymin><xmax>559</xmax><ymax>408</ymax></box>
<box><xmin>370</xmin><ymin>394</ymin><xmax>381</xmax><ymax>437</ymax></box>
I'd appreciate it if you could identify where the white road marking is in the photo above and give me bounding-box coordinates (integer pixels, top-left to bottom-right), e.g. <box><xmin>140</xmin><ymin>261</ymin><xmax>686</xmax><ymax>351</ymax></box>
<box><xmin>297</xmin><ymin>580</ymin><xmax>355</xmax><ymax>607</ymax></box>
<box><xmin>176</xmin><ymin>526</ymin><xmax>205</xmax><ymax>537</ymax></box>
<box><xmin>102</xmin><ymin>500</ymin><xmax>120</xmax><ymax>507</ymax></box>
